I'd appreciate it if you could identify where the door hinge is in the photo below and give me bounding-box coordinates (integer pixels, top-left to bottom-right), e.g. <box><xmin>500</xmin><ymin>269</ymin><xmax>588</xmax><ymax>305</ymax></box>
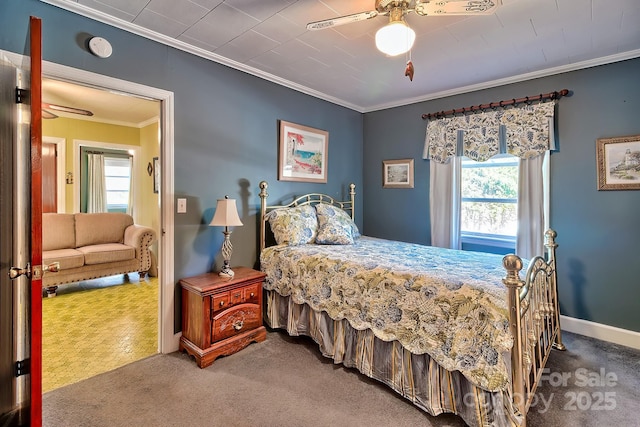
<box><xmin>15</xmin><ymin>88</ymin><xmax>30</xmax><ymax>104</ymax></box>
<box><xmin>15</xmin><ymin>359</ymin><xmax>30</xmax><ymax>377</ymax></box>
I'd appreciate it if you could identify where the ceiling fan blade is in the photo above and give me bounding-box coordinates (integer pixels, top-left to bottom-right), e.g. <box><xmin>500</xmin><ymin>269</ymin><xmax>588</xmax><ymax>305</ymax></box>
<box><xmin>42</xmin><ymin>109</ymin><xmax>58</xmax><ymax>119</ymax></box>
<box><xmin>43</xmin><ymin>102</ymin><xmax>93</xmax><ymax>117</ymax></box>
<box><xmin>307</xmin><ymin>10</ymin><xmax>379</xmax><ymax>30</ymax></box>
<box><xmin>415</xmin><ymin>0</ymin><xmax>502</xmax><ymax>16</ymax></box>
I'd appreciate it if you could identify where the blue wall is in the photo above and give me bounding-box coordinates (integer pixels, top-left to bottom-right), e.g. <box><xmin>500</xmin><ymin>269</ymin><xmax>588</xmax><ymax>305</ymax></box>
<box><xmin>1</xmin><ymin>0</ymin><xmax>637</xmax><ymax>334</ymax></box>
<box><xmin>0</xmin><ymin>0</ymin><xmax>363</xmax><ymax>284</ymax></box>
<box><xmin>363</xmin><ymin>59</ymin><xmax>640</xmax><ymax>333</ymax></box>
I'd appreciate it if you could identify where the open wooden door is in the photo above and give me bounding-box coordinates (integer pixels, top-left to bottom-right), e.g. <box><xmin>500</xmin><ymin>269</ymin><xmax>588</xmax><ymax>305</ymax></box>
<box><xmin>0</xmin><ymin>16</ymin><xmax>43</xmax><ymax>427</ymax></box>
<box><xmin>29</xmin><ymin>16</ymin><xmax>44</xmax><ymax>427</ymax></box>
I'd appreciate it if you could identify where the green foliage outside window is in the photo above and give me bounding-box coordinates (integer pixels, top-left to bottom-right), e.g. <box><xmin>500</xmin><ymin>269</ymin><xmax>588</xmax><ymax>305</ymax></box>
<box><xmin>461</xmin><ymin>157</ymin><xmax>518</xmax><ymax>237</ymax></box>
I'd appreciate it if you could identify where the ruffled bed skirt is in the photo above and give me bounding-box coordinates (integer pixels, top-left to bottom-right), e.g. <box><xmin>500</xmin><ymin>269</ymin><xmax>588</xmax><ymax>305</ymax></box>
<box><xmin>265</xmin><ymin>290</ymin><xmax>522</xmax><ymax>427</ymax></box>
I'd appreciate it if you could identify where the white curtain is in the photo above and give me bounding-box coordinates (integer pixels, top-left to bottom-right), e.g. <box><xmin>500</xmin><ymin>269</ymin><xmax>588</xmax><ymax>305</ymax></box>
<box><xmin>424</xmin><ymin>101</ymin><xmax>556</xmax><ymax>255</ymax></box>
<box><xmin>516</xmin><ymin>152</ymin><xmax>546</xmax><ymax>258</ymax></box>
<box><xmin>87</xmin><ymin>153</ymin><xmax>107</xmax><ymax>213</ymax></box>
<box><xmin>429</xmin><ymin>158</ymin><xmax>461</xmax><ymax>249</ymax></box>
<box><xmin>127</xmin><ymin>156</ymin><xmax>134</xmax><ymax>216</ymax></box>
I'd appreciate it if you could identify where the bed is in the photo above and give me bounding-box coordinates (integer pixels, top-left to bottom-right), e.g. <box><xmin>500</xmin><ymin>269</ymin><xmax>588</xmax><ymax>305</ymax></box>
<box><xmin>258</xmin><ymin>181</ymin><xmax>565</xmax><ymax>427</ymax></box>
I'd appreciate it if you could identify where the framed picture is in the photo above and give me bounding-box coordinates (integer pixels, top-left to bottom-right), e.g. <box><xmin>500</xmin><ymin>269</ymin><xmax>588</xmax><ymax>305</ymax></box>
<box><xmin>278</xmin><ymin>120</ymin><xmax>328</xmax><ymax>183</ymax></box>
<box><xmin>383</xmin><ymin>159</ymin><xmax>414</xmax><ymax>188</ymax></box>
<box><xmin>153</xmin><ymin>157</ymin><xmax>160</xmax><ymax>194</ymax></box>
<box><xmin>596</xmin><ymin>135</ymin><xmax>640</xmax><ymax>190</ymax></box>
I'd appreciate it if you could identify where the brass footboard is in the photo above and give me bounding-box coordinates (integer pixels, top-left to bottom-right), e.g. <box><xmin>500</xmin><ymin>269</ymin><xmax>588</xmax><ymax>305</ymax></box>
<box><xmin>258</xmin><ymin>180</ymin><xmax>564</xmax><ymax>427</ymax></box>
<box><xmin>503</xmin><ymin>230</ymin><xmax>565</xmax><ymax>426</ymax></box>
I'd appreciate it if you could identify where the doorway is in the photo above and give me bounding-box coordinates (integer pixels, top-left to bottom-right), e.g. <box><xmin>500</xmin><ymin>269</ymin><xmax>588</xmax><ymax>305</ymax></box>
<box><xmin>35</xmin><ymin>60</ymin><xmax>179</xmax><ymax>356</ymax></box>
<box><xmin>0</xmin><ymin>46</ymin><xmax>179</xmax><ymax>405</ymax></box>
<box><xmin>41</xmin><ymin>78</ymin><xmax>162</xmax><ymax>390</ymax></box>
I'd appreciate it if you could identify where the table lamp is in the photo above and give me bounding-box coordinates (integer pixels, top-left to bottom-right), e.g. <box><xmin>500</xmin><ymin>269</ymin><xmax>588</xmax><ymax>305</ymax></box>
<box><xmin>209</xmin><ymin>196</ymin><xmax>243</xmax><ymax>277</ymax></box>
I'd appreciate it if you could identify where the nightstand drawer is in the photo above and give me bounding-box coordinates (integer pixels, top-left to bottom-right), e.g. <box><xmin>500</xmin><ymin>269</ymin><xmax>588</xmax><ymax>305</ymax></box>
<box><xmin>243</xmin><ymin>284</ymin><xmax>260</xmax><ymax>304</ymax></box>
<box><xmin>212</xmin><ymin>292</ymin><xmax>230</xmax><ymax>312</ymax></box>
<box><xmin>212</xmin><ymin>303</ymin><xmax>261</xmax><ymax>343</ymax></box>
<box><xmin>229</xmin><ymin>288</ymin><xmax>243</xmax><ymax>305</ymax></box>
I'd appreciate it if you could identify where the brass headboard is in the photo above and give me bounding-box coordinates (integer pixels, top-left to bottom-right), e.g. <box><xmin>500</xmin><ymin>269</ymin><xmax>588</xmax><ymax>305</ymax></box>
<box><xmin>258</xmin><ymin>181</ymin><xmax>356</xmax><ymax>252</ymax></box>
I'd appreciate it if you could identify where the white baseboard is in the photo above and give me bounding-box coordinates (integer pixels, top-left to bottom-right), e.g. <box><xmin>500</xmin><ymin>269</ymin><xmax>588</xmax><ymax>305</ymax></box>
<box><xmin>560</xmin><ymin>315</ymin><xmax>640</xmax><ymax>350</ymax></box>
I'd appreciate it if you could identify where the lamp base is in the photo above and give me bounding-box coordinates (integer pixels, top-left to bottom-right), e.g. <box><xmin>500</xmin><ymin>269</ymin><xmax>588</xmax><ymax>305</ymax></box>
<box><xmin>219</xmin><ymin>268</ymin><xmax>234</xmax><ymax>278</ymax></box>
<box><xmin>219</xmin><ymin>261</ymin><xmax>234</xmax><ymax>278</ymax></box>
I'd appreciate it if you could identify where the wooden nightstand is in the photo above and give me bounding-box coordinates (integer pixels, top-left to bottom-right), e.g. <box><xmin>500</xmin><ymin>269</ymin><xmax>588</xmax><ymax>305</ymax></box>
<box><xmin>179</xmin><ymin>267</ymin><xmax>266</xmax><ymax>368</ymax></box>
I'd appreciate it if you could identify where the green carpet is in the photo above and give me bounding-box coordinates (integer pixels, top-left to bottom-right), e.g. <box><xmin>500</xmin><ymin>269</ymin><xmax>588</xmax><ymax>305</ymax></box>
<box><xmin>42</xmin><ymin>276</ymin><xmax>158</xmax><ymax>393</ymax></box>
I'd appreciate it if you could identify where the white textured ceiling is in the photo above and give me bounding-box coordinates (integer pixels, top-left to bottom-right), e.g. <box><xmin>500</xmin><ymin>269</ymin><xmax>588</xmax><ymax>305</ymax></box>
<box><xmin>42</xmin><ymin>78</ymin><xmax>160</xmax><ymax>126</ymax></box>
<box><xmin>41</xmin><ymin>0</ymin><xmax>640</xmax><ymax>114</ymax></box>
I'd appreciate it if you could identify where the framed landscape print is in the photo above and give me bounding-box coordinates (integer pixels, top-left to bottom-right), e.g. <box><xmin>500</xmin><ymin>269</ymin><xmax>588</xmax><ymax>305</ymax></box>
<box><xmin>596</xmin><ymin>135</ymin><xmax>640</xmax><ymax>190</ymax></box>
<box><xmin>383</xmin><ymin>159</ymin><xmax>414</xmax><ymax>188</ymax></box>
<box><xmin>278</xmin><ymin>120</ymin><xmax>328</xmax><ymax>183</ymax></box>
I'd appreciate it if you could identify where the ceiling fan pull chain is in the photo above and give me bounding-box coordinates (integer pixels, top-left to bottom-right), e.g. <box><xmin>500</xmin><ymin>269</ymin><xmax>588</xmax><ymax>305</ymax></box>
<box><xmin>405</xmin><ymin>58</ymin><xmax>414</xmax><ymax>81</ymax></box>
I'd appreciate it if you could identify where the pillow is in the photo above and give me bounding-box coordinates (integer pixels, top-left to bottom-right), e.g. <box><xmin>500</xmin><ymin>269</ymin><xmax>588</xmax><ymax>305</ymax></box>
<box><xmin>266</xmin><ymin>205</ymin><xmax>318</xmax><ymax>245</ymax></box>
<box><xmin>315</xmin><ymin>203</ymin><xmax>360</xmax><ymax>245</ymax></box>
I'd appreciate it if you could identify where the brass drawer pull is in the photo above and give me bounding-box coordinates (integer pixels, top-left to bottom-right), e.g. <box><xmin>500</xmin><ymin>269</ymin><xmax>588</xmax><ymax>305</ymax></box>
<box><xmin>219</xmin><ymin>301</ymin><xmax>225</xmax><ymax>307</ymax></box>
<box><xmin>250</xmin><ymin>292</ymin><xmax>255</xmax><ymax>298</ymax></box>
<box><xmin>233</xmin><ymin>320</ymin><xmax>244</xmax><ymax>331</ymax></box>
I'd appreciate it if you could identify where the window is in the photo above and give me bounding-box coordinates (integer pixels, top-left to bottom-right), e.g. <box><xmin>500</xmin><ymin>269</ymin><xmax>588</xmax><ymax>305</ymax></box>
<box><xmin>460</xmin><ymin>155</ymin><xmax>518</xmax><ymax>249</ymax></box>
<box><xmin>104</xmin><ymin>156</ymin><xmax>131</xmax><ymax>212</ymax></box>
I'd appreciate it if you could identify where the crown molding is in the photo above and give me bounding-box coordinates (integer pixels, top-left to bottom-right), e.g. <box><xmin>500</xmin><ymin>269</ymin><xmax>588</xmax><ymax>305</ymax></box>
<box><xmin>39</xmin><ymin>1</ymin><xmax>640</xmax><ymax>114</ymax></box>
<box><xmin>39</xmin><ymin>0</ymin><xmax>363</xmax><ymax>112</ymax></box>
<box><xmin>366</xmin><ymin>49</ymin><xmax>640</xmax><ymax>112</ymax></box>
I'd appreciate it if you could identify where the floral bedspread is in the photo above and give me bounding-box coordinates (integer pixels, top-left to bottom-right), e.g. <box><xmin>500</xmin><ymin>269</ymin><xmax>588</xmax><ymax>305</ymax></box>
<box><xmin>261</xmin><ymin>237</ymin><xmax>524</xmax><ymax>392</ymax></box>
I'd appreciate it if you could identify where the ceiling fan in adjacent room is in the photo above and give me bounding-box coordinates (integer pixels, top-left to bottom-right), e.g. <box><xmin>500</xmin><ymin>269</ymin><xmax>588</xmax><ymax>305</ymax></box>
<box><xmin>307</xmin><ymin>0</ymin><xmax>501</xmax><ymax>79</ymax></box>
<box><xmin>42</xmin><ymin>102</ymin><xmax>93</xmax><ymax>119</ymax></box>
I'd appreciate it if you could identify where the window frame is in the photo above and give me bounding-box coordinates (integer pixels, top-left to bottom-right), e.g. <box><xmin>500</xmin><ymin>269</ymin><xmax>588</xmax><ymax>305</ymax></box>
<box><xmin>459</xmin><ymin>154</ymin><xmax>519</xmax><ymax>249</ymax></box>
<box><xmin>103</xmin><ymin>155</ymin><xmax>132</xmax><ymax>212</ymax></box>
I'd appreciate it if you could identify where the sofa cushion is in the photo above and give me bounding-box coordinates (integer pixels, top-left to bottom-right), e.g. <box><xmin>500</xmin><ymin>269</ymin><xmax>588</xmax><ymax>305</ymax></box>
<box><xmin>42</xmin><ymin>248</ymin><xmax>85</xmax><ymax>270</ymax></box>
<box><xmin>75</xmin><ymin>213</ymin><xmax>134</xmax><ymax>247</ymax></box>
<box><xmin>78</xmin><ymin>244</ymin><xmax>135</xmax><ymax>265</ymax></box>
<box><xmin>43</xmin><ymin>213</ymin><xmax>76</xmax><ymax>251</ymax></box>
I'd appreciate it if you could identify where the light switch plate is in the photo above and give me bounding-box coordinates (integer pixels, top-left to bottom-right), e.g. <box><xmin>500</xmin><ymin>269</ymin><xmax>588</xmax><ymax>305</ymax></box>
<box><xmin>177</xmin><ymin>198</ymin><xmax>187</xmax><ymax>213</ymax></box>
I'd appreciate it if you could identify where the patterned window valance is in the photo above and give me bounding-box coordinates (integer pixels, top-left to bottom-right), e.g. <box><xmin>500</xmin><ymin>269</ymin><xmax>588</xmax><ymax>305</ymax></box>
<box><xmin>423</xmin><ymin>101</ymin><xmax>556</xmax><ymax>163</ymax></box>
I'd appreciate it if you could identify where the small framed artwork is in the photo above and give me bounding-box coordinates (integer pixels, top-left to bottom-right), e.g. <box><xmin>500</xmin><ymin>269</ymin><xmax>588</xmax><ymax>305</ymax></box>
<box><xmin>596</xmin><ymin>135</ymin><xmax>640</xmax><ymax>190</ymax></box>
<box><xmin>278</xmin><ymin>120</ymin><xmax>328</xmax><ymax>183</ymax></box>
<box><xmin>383</xmin><ymin>159</ymin><xmax>414</xmax><ymax>188</ymax></box>
<box><xmin>153</xmin><ymin>157</ymin><xmax>160</xmax><ymax>194</ymax></box>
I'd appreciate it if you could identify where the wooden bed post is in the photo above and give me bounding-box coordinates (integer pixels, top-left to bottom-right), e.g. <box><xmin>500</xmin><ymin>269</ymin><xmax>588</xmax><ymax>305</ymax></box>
<box><xmin>545</xmin><ymin>229</ymin><xmax>566</xmax><ymax>351</ymax></box>
<box><xmin>502</xmin><ymin>254</ymin><xmax>526</xmax><ymax>424</ymax></box>
<box><xmin>259</xmin><ymin>181</ymin><xmax>268</xmax><ymax>253</ymax></box>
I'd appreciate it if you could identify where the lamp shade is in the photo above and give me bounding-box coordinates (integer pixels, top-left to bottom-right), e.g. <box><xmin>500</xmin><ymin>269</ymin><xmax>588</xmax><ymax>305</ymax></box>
<box><xmin>209</xmin><ymin>196</ymin><xmax>243</xmax><ymax>227</ymax></box>
<box><xmin>375</xmin><ymin>20</ymin><xmax>416</xmax><ymax>56</ymax></box>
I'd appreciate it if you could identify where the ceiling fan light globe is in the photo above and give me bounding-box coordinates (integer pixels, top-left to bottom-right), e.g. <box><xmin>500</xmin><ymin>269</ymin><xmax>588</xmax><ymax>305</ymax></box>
<box><xmin>375</xmin><ymin>21</ymin><xmax>416</xmax><ymax>56</ymax></box>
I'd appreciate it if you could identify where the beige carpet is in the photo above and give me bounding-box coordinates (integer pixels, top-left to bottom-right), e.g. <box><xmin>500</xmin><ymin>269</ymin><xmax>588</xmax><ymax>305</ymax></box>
<box><xmin>42</xmin><ymin>330</ymin><xmax>640</xmax><ymax>427</ymax></box>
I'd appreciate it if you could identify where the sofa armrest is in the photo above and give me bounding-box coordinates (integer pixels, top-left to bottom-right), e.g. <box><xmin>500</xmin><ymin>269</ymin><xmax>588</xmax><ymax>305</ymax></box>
<box><xmin>124</xmin><ymin>225</ymin><xmax>157</xmax><ymax>273</ymax></box>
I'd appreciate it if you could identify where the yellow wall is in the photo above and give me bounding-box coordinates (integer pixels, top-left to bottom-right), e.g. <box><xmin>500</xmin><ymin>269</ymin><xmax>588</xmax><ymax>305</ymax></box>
<box><xmin>42</xmin><ymin>118</ymin><xmax>159</xmax><ymax>233</ymax></box>
<box><xmin>139</xmin><ymin>122</ymin><xmax>160</xmax><ymax>270</ymax></box>
<box><xmin>43</xmin><ymin>117</ymin><xmax>141</xmax><ymax>145</ymax></box>
<box><xmin>139</xmin><ymin>121</ymin><xmax>160</xmax><ymax>230</ymax></box>
<box><xmin>43</xmin><ymin>117</ymin><xmax>142</xmax><ymax>213</ymax></box>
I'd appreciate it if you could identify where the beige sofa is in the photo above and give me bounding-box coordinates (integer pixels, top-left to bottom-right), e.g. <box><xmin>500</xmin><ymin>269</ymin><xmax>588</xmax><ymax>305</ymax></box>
<box><xmin>42</xmin><ymin>212</ymin><xmax>156</xmax><ymax>291</ymax></box>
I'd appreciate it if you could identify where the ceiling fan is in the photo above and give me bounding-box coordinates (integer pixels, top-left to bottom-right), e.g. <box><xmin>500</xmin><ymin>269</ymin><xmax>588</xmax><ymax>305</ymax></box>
<box><xmin>308</xmin><ymin>0</ymin><xmax>502</xmax><ymax>78</ymax></box>
<box><xmin>307</xmin><ymin>0</ymin><xmax>501</xmax><ymax>32</ymax></box>
<box><xmin>42</xmin><ymin>102</ymin><xmax>93</xmax><ymax>119</ymax></box>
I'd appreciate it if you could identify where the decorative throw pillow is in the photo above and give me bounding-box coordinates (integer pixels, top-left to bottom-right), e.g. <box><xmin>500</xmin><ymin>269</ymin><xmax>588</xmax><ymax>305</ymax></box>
<box><xmin>266</xmin><ymin>205</ymin><xmax>318</xmax><ymax>245</ymax></box>
<box><xmin>315</xmin><ymin>203</ymin><xmax>360</xmax><ymax>245</ymax></box>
